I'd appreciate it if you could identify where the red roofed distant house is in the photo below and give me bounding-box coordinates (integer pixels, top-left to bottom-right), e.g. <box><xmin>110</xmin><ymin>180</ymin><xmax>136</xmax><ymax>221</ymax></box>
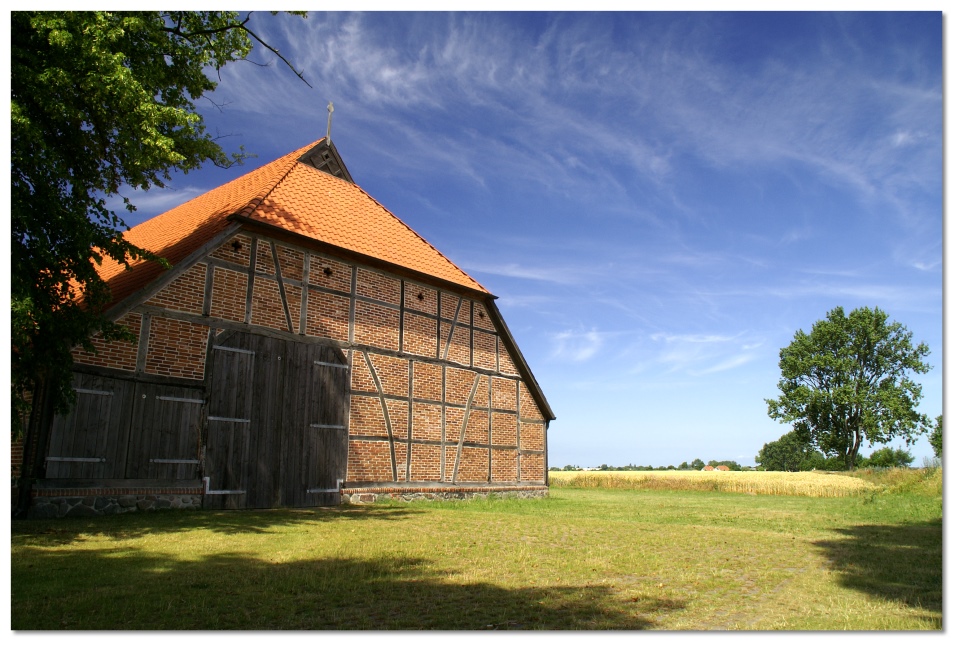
<box><xmin>17</xmin><ymin>139</ymin><xmax>554</xmax><ymax>517</ymax></box>
<box><xmin>715</xmin><ymin>465</ymin><xmax>730</xmax><ymax>471</ymax></box>
<box><xmin>702</xmin><ymin>465</ymin><xmax>715</xmax><ymax>471</ymax></box>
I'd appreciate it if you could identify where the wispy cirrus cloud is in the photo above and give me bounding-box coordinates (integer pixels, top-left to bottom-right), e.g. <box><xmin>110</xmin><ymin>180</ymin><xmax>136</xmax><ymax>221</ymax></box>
<box><xmin>209</xmin><ymin>11</ymin><xmax>939</xmax><ymax>232</ymax></box>
<box><xmin>550</xmin><ymin>328</ymin><xmax>606</xmax><ymax>363</ymax></box>
<box><xmin>638</xmin><ymin>330</ymin><xmax>765</xmax><ymax>377</ymax></box>
<box><xmin>464</xmin><ymin>261</ymin><xmax>585</xmax><ymax>285</ymax></box>
<box><xmin>106</xmin><ymin>186</ymin><xmax>206</xmax><ymax>226</ymax></box>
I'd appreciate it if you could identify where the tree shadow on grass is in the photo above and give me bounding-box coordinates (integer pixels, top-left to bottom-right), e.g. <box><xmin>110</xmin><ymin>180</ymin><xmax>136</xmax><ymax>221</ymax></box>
<box><xmin>812</xmin><ymin>519</ymin><xmax>941</xmax><ymax>619</ymax></box>
<box><xmin>11</xmin><ymin>548</ymin><xmax>684</xmax><ymax>630</ymax></box>
<box><xmin>11</xmin><ymin>505</ymin><xmax>422</xmax><ymax>543</ymax></box>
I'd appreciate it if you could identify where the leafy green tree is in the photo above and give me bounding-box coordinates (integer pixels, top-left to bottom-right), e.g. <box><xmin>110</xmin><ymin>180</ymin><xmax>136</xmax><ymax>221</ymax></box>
<box><xmin>11</xmin><ymin>11</ymin><xmax>307</xmax><ymax>436</ymax></box>
<box><xmin>690</xmin><ymin>458</ymin><xmax>705</xmax><ymax>470</ymax></box>
<box><xmin>929</xmin><ymin>415</ymin><xmax>942</xmax><ymax>459</ymax></box>
<box><xmin>766</xmin><ymin>307</ymin><xmax>932</xmax><ymax>470</ymax></box>
<box><xmin>861</xmin><ymin>447</ymin><xmax>914</xmax><ymax>468</ymax></box>
<box><xmin>755</xmin><ymin>430</ymin><xmax>825</xmax><ymax>471</ymax></box>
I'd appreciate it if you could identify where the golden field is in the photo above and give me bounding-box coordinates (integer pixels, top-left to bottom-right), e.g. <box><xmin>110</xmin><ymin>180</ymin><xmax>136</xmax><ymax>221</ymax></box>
<box><xmin>548</xmin><ymin>469</ymin><xmax>881</xmax><ymax>497</ymax></box>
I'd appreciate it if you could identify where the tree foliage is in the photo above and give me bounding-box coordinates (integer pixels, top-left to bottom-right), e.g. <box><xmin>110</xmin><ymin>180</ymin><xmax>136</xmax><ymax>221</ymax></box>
<box><xmin>861</xmin><ymin>447</ymin><xmax>915</xmax><ymax>469</ymax></box>
<box><xmin>11</xmin><ymin>11</ymin><xmax>306</xmax><ymax>435</ymax></box>
<box><xmin>755</xmin><ymin>431</ymin><xmax>826</xmax><ymax>471</ymax></box>
<box><xmin>929</xmin><ymin>415</ymin><xmax>942</xmax><ymax>459</ymax></box>
<box><xmin>766</xmin><ymin>306</ymin><xmax>931</xmax><ymax>470</ymax></box>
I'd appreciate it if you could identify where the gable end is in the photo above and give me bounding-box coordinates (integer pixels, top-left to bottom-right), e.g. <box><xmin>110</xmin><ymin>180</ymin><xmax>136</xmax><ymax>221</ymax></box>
<box><xmin>300</xmin><ymin>140</ymin><xmax>354</xmax><ymax>184</ymax></box>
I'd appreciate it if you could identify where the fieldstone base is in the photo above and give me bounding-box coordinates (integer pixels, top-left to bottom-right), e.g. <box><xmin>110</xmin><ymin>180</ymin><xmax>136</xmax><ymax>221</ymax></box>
<box><xmin>341</xmin><ymin>485</ymin><xmax>548</xmax><ymax>504</ymax></box>
<box><xmin>28</xmin><ymin>494</ymin><xmax>202</xmax><ymax>519</ymax></box>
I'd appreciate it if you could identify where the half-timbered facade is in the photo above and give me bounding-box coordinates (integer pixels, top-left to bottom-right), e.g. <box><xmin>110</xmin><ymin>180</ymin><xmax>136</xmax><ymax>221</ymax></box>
<box><xmin>18</xmin><ymin>138</ymin><xmax>554</xmax><ymax>517</ymax></box>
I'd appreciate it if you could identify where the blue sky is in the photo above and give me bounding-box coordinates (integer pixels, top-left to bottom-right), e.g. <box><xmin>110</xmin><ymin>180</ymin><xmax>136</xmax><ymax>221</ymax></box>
<box><xmin>121</xmin><ymin>11</ymin><xmax>944</xmax><ymax>468</ymax></box>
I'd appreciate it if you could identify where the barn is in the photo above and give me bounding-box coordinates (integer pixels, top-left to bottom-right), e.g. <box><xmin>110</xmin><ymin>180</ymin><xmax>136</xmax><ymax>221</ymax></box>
<box><xmin>16</xmin><ymin>138</ymin><xmax>554</xmax><ymax>517</ymax></box>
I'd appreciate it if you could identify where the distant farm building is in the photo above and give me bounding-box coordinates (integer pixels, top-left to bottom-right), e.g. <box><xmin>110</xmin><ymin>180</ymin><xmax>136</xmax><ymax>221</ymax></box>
<box><xmin>16</xmin><ymin>138</ymin><xmax>554</xmax><ymax>517</ymax></box>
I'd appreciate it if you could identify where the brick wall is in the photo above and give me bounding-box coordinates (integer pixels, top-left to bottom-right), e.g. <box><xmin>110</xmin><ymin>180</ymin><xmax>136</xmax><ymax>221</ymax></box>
<box><xmin>369</xmin><ymin>354</ymin><xmax>408</xmax><ymax>397</ymax></box>
<box><xmin>404</xmin><ymin>281</ymin><xmax>437</xmax><ymax>314</ymax></box>
<box><xmin>306</xmin><ymin>289</ymin><xmax>349</xmax><ymax>340</ymax></box>
<box><xmin>144</xmin><ymin>263</ymin><xmax>206</xmax><ymax>314</ymax></box>
<box><xmin>491</xmin><ymin>412</ymin><xmax>516</xmax><ymax>446</ymax></box>
<box><xmin>209</xmin><ymin>234</ymin><xmax>252</xmax><ymax>265</ymax></box>
<box><xmin>64</xmin><ymin>230</ymin><xmax>547</xmax><ymax>491</ymax></box>
<box><xmin>276</xmin><ymin>245</ymin><xmax>304</xmax><ymax>281</ymax></box>
<box><xmin>412</xmin><ymin>403</ymin><xmax>442</xmax><ymax>441</ymax></box>
<box><xmin>347</xmin><ymin>439</ymin><xmax>394</xmax><ymax>482</ymax></box>
<box><xmin>72</xmin><ymin>312</ymin><xmax>141</xmax><ymax>371</ymax></box>
<box><xmin>309</xmin><ymin>255</ymin><xmax>352</xmax><ymax>293</ymax></box>
<box><xmin>255</xmin><ymin>239</ymin><xmax>275</xmax><ymax>274</ymax></box>
<box><xmin>250</xmin><ymin>276</ymin><xmax>288</xmax><ymax>331</ymax></box>
<box><xmin>144</xmin><ymin>317</ymin><xmax>207</xmax><ymax>380</ymax></box>
<box><xmin>412</xmin><ymin>362</ymin><xmax>442</xmax><ymax>401</ymax></box>
<box><xmin>402</xmin><ymin>311</ymin><xmax>438</xmax><ymax>357</ymax></box>
<box><xmin>349</xmin><ymin>395</ymin><xmax>389</xmax><ymax>438</ymax></box>
<box><xmin>356</xmin><ymin>268</ymin><xmax>401</xmax><ymax>305</ymax></box>
<box><xmin>353</xmin><ymin>301</ymin><xmax>400</xmax><ymax>350</ymax></box>
<box><xmin>491</xmin><ymin>448</ymin><xmax>517</xmax><ymax>482</ymax></box>
<box><xmin>520</xmin><ymin>422</ymin><xmax>545</xmax><ymax>451</ymax></box>
<box><xmin>210</xmin><ymin>267</ymin><xmax>247</xmax><ymax>322</ymax></box>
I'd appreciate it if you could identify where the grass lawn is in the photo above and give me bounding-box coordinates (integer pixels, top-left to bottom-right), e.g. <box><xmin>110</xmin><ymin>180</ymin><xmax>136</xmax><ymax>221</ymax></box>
<box><xmin>10</xmin><ymin>471</ymin><xmax>942</xmax><ymax>630</ymax></box>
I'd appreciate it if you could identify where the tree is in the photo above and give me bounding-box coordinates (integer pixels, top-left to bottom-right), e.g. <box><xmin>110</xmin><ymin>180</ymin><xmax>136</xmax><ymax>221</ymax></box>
<box><xmin>861</xmin><ymin>447</ymin><xmax>914</xmax><ymax>468</ymax></box>
<box><xmin>766</xmin><ymin>306</ymin><xmax>932</xmax><ymax>470</ymax></box>
<box><xmin>755</xmin><ymin>431</ymin><xmax>825</xmax><ymax>471</ymax></box>
<box><xmin>690</xmin><ymin>458</ymin><xmax>705</xmax><ymax>470</ymax></box>
<box><xmin>11</xmin><ymin>11</ymin><xmax>307</xmax><ymax>436</ymax></box>
<box><xmin>929</xmin><ymin>415</ymin><xmax>942</xmax><ymax>459</ymax></box>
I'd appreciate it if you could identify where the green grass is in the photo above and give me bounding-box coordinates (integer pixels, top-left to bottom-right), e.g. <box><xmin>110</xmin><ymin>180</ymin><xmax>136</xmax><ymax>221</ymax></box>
<box><xmin>11</xmin><ymin>480</ymin><xmax>942</xmax><ymax>630</ymax></box>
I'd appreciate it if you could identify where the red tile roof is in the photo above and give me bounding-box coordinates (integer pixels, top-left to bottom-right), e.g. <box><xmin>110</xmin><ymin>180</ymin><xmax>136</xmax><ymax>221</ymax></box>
<box><xmin>99</xmin><ymin>139</ymin><xmax>488</xmax><ymax>309</ymax></box>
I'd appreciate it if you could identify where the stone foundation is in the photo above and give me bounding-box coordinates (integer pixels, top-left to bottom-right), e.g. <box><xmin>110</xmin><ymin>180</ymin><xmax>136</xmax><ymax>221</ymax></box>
<box><xmin>341</xmin><ymin>485</ymin><xmax>548</xmax><ymax>504</ymax></box>
<box><xmin>28</xmin><ymin>491</ymin><xmax>202</xmax><ymax>518</ymax></box>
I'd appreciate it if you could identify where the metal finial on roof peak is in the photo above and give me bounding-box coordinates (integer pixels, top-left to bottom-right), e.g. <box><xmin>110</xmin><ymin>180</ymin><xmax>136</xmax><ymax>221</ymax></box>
<box><xmin>326</xmin><ymin>102</ymin><xmax>334</xmax><ymax>143</ymax></box>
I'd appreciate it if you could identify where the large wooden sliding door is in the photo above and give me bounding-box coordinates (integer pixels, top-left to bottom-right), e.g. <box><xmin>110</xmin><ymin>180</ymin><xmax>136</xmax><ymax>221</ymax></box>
<box><xmin>204</xmin><ymin>333</ymin><xmax>349</xmax><ymax>509</ymax></box>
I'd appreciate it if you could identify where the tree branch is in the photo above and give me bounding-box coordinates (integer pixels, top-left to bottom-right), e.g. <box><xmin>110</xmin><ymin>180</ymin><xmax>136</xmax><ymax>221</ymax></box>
<box><xmin>161</xmin><ymin>12</ymin><xmax>312</xmax><ymax>88</ymax></box>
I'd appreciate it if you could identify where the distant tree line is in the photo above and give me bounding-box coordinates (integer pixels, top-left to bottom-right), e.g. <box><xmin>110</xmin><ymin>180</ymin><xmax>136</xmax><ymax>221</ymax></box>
<box><xmin>549</xmin><ymin>458</ymin><xmax>752</xmax><ymax>472</ymax></box>
<box><xmin>549</xmin><ymin>439</ymin><xmax>931</xmax><ymax>473</ymax></box>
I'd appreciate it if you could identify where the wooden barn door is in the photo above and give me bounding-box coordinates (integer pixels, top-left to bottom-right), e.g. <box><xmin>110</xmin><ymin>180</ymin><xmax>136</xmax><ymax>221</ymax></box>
<box><xmin>297</xmin><ymin>344</ymin><xmax>350</xmax><ymax>507</ymax></box>
<box><xmin>124</xmin><ymin>384</ymin><xmax>205</xmax><ymax>480</ymax></box>
<box><xmin>204</xmin><ymin>341</ymin><xmax>255</xmax><ymax>508</ymax></box>
<box><xmin>204</xmin><ymin>333</ymin><xmax>348</xmax><ymax>509</ymax></box>
<box><xmin>45</xmin><ymin>373</ymin><xmax>135</xmax><ymax>479</ymax></box>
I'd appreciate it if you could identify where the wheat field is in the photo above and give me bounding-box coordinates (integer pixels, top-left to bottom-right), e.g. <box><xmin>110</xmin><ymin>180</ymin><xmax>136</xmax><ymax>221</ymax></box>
<box><xmin>548</xmin><ymin>469</ymin><xmax>880</xmax><ymax>497</ymax></box>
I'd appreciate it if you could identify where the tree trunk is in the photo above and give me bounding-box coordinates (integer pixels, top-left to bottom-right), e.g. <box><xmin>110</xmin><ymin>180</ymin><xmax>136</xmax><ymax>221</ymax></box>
<box><xmin>14</xmin><ymin>377</ymin><xmax>54</xmax><ymax>519</ymax></box>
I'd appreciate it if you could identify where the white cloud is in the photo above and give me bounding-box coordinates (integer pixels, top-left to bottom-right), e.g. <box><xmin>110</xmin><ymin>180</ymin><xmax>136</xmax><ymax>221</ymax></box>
<box><xmin>104</xmin><ymin>186</ymin><xmax>206</xmax><ymax>225</ymax></box>
<box><xmin>464</xmin><ymin>261</ymin><xmax>581</xmax><ymax>285</ymax></box>
<box><xmin>550</xmin><ymin>329</ymin><xmax>605</xmax><ymax>363</ymax></box>
<box><xmin>206</xmin><ymin>12</ymin><xmax>940</xmax><ymax>236</ymax></box>
<box><xmin>651</xmin><ymin>333</ymin><xmax>737</xmax><ymax>344</ymax></box>
<box><xmin>690</xmin><ymin>353</ymin><xmax>757</xmax><ymax>376</ymax></box>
